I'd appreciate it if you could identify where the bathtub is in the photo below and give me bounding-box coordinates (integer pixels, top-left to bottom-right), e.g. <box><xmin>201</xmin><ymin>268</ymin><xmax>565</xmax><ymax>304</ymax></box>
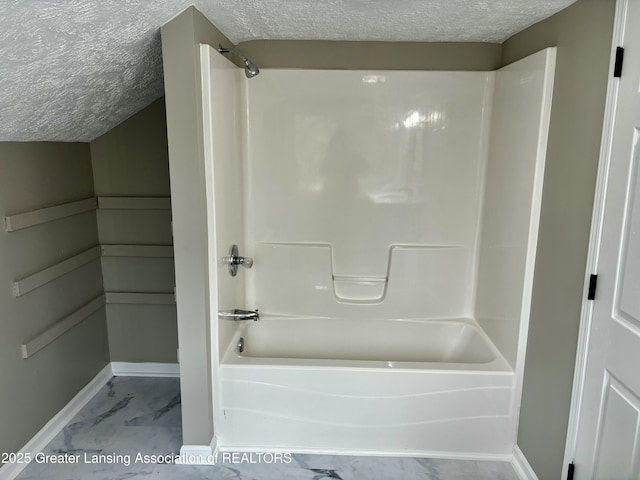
<box><xmin>218</xmin><ymin>317</ymin><xmax>516</xmax><ymax>458</ymax></box>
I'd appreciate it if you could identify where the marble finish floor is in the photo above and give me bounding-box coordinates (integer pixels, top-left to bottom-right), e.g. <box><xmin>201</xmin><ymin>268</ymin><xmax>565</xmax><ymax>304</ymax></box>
<box><xmin>15</xmin><ymin>377</ymin><xmax>519</xmax><ymax>480</ymax></box>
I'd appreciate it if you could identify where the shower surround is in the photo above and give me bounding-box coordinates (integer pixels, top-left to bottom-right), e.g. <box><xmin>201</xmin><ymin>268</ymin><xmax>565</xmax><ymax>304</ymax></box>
<box><xmin>199</xmin><ymin>46</ymin><xmax>556</xmax><ymax>458</ymax></box>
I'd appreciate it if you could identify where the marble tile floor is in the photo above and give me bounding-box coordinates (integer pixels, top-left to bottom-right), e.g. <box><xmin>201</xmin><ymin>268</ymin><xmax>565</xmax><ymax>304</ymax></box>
<box><xmin>15</xmin><ymin>377</ymin><xmax>519</xmax><ymax>480</ymax></box>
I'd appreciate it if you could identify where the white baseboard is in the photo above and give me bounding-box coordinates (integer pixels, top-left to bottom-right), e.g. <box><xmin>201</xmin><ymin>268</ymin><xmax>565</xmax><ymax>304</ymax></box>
<box><xmin>512</xmin><ymin>445</ymin><xmax>538</xmax><ymax>480</ymax></box>
<box><xmin>111</xmin><ymin>362</ymin><xmax>180</xmax><ymax>377</ymax></box>
<box><xmin>217</xmin><ymin>443</ymin><xmax>512</xmax><ymax>462</ymax></box>
<box><xmin>0</xmin><ymin>362</ymin><xmax>181</xmax><ymax>480</ymax></box>
<box><xmin>0</xmin><ymin>364</ymin><xmax>113</xmax><ymax>480</ymax></box>
<box><xmin>179</xmin><ymin>438</ymin><xmax>218</xmax><ymax>465</ymax></box>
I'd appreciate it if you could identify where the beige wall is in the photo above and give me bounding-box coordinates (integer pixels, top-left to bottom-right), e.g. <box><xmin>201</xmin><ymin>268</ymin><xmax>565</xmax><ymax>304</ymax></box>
<box><xmin>0</xmin><ymin>143</ymin><xmax>109</xmax><ymax>455</ymax></box>
<box><xmin>90</xmin><ymin>98</ymin><xmax>177</xmax><ymax>363</ymax></box>
<box><xmin>237</xmin><ymin>40</ymin><xmax>502</xmax><ymax>70</ymax></box>
<box><xmin>502</xmin><ymin>0</ymin><xmax>615</xmax><ymax>478</ymax></box>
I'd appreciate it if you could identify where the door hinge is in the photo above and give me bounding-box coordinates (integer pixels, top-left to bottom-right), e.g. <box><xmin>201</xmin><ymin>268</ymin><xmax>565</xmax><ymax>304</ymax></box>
<box><xmin>567</xmin><ymin>462</ymin><xmax>575</xmax><ymax>480</ymax></box>
<box><xmin>588</xmin><ymin>274</ymin><xmax>598</xmax><ymax>300</ymax></box>
<box><xmin>614</xmin><ymin>46</ymin><xmax>624</xmax><ymax>77</ymax></box>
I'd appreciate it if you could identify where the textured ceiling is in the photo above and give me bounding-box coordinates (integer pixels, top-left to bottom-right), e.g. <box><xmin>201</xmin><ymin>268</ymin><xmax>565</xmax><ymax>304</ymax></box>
<box><xmin>0</xmin><ymin>0</ymin><xmax>576</xmax><ymax>142</ymax></box>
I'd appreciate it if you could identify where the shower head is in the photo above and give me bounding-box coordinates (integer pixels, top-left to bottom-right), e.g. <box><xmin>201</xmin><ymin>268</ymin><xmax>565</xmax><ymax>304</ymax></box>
<box><xmin>243</xmin><ymin>59</ymin><xmax>260</xmax><ymax>78</ymax></box>
<box><xmin>218</xmin><ymin>44</ymin><xmax>260</xmax><ymax>78</ymax></box>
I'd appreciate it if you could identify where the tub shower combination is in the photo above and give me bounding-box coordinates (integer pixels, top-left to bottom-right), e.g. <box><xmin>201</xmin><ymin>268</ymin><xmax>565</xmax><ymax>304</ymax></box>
<box><xmin>200</xmin><ymin>45</ymin><xmax>556</xmax><ymax>458</ymax></box>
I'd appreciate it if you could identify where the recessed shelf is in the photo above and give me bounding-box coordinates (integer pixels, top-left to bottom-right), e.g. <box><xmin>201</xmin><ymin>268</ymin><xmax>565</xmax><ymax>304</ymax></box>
<box><xmin>97</xmin><ymin>197</ymin><xmax>171</xmax><ymax>210</ymax></box>
<box><xmin>100</xmin><ymin>245</ymin><xmax>174</xmax><ymax>258</ymax></box>
<box><xmin>105</xmin><ymin>292</ymin><xmax>176</xmax><ymax>305</ymax></box>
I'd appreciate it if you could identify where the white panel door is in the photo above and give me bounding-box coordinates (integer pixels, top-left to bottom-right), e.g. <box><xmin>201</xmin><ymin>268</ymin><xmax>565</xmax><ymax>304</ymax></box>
<box><xmin>573</xmin><ymin>1</ymin><xmax>640</xmax><ymax>478</ymax></box>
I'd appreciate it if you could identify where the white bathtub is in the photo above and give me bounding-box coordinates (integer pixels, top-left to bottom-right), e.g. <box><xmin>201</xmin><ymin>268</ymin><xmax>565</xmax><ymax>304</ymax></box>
<box><xmin>226</xmin><ymin>317</ymin><xmax>506</xmax><ymax>369</ymax></box>
<box><xmin>218</xmin><ymin>317</ymin><xmax>516</xmax><ymax>458</ymax></box>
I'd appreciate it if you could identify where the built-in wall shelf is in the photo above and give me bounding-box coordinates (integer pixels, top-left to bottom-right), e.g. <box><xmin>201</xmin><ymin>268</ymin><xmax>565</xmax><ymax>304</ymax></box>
<box><xmin>21</xmin><ymin>294</ymin><xmax>105</xmax><ymax>359</ymax></box>
<box><xmin>97</xmin><ymin>197</ymin><xmax>171</xmax><ymax>210</ymax></box>
<box><xmin>11</xmin><ymin>194</ymin><xmax>177</xmax><ymax>359</ymax></box>
<box><xmin>13</xmin><ymin>246</ymin><xmax>101</xmax><ymax>297</ymax></box>
<box><xmin>20</xmin><ymin>290</ymin><xmax>176</xmax><ymax>359</ymax></box>
<box><xmin>4</xmin><ymin>198</ymin><xmax>97</xmax><ymax>232</ymax></box>
<box><xmin>13</xmin><ymin>244</ymin><xmax>175</xmax><ymax>297</ymax></box>
<box><xmin>100</xmin><ymin>245</ymin><xmax>174</xmax><ymax>258</ymax></box>
<box><xmin>105</xmin><ymin>292</ymin><xmax>176</xmax><ymax>305</ymax></box>
<box><xmin>4</xmin><ymin>196</ymin><xmax>172</xmax><ymax>232</ymax></box>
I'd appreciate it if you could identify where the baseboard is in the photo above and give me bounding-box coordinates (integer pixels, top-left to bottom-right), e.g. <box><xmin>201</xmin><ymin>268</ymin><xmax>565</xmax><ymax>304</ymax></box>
<box><xmin>111</xmin><ymin>362</ymin><xmax>180</xmax><ymax>377</ymax></box>
<box><xmin>0</xmin><ymin>363</ymin><xmax>113</xmax><ymax>480</ymax></box>
<box><xmin>180</xmin><ymin>438</ymin><xmax>217</xmax><ymax>465</ymax></box>
<box><xmin>218</xmin><ymin>443</ymin><xmax>512</xmax><ymax>462</ymax></box>
<box><xmin>0</xmin><ymin>362</ymin><xmax>180</xmax><ymax>480</ymax></box>
<box><xmin>512</xmin><ymin>445</ymin><xmax>538</xmax><ymax>480</ymax></box>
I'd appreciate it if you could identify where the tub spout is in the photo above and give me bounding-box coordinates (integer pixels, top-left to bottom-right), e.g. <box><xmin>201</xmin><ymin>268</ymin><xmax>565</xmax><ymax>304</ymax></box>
<box><xmin>219</xmin><ymin>309</ymin><xmax>259</xmax><ymax>321</ymax></box>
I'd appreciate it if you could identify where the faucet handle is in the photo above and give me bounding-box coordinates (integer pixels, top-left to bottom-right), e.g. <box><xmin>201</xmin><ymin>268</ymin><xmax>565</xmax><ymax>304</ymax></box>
<box><xmin>239</xmin><ymin>256</ymin><xmax>253</xmax><ymax>268</ymax></box>
<box><xmin>222</xmin><ymin>244</ymin><xmax>253</xmax><ymax>276</ymax></box>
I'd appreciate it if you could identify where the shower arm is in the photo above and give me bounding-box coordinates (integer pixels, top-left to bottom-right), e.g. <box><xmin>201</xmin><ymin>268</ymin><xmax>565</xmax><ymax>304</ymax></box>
<box><xmin>218</xmin><ymin>44</ymin><xmax>246</xmax><ymax>62</ymax></box>
<box><xmin>217</xmin><ymin>44</ymin><xmax>260</xmax><ymax>78</ymax></box>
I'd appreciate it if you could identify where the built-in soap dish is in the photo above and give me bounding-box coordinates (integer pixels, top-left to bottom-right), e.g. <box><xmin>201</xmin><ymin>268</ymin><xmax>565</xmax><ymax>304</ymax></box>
<box><xmin>333</xmin><ymin>275</ymin><xmax>387</xmax><ymax>303</ymax></box>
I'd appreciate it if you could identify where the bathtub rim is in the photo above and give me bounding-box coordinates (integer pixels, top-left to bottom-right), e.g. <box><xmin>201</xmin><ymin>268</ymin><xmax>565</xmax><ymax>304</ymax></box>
<box><xmin>221</xmin><ymin>316</ymin><xmax>513</xmax><ymax>373</ymax></box>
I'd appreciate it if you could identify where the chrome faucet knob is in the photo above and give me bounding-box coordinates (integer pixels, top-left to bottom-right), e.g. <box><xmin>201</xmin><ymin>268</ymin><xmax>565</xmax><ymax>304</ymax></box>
<box><xmin>222</xmin><ymin>244</ymin><xmax>254</xmax><ymax>276</ymax></box>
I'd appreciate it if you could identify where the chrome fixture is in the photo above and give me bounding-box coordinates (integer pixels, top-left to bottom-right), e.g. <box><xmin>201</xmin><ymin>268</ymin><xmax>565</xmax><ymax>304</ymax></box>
<box><xmin>217</xmin><ymin>44</ymin><xmax>260</xmax><ymax>78</ymax></box>
<box><xmin>222</xmin><ymin>244</ymin><xmax>253</xmax><ymax>277</ymax></box>
<box><xmin>237</xmin><ymin>337</ymin><xmax>245</xmax><ymax>353</ymax></box>
<box><xmin>219</xmin><ymin>309</ymin><xmax>260</xmax><ymax>321</ymax></box>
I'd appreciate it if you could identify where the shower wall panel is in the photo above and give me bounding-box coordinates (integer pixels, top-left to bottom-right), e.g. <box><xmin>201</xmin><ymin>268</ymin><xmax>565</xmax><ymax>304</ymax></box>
<box><xmin>244</xmin><ymin>70</ymin><xmax>493</xmax><ymax>318</ymax></box>
<box><xmin>475</xmin><ymin>48</ymin><xmax>556</xmax><ymax>369</ymax></box>
<box><xmin>201</xmin><ymin>48</ymin><xmax>247</xmax><ymax>361</ymax></box>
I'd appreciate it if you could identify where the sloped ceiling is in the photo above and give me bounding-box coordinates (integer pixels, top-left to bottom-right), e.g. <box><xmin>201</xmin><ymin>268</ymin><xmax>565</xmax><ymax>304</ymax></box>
<box><xmin>0</xmin><ymin>0</ymin><xmax>576</xmax><ymax>142</ymax></box>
